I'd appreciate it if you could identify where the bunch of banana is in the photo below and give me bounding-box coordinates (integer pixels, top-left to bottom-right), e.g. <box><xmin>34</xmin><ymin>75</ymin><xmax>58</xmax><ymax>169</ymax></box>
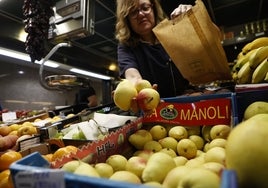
<box><xmin>236</xmin><ymin>46</ymin><xmax>268</xmax><ymax>84</ymax></box>
<box><xmin>231</xmin><ymin>37</ymin><xmax>268</xmax><ymax>84</ymax></box>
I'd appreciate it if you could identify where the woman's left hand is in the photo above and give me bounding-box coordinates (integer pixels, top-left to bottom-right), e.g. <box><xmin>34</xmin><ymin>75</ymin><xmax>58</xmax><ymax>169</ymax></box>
<box><xmin>170</xmin><ymin>4</ymin><xmax>192</xmax><ymax>19</ymax></box>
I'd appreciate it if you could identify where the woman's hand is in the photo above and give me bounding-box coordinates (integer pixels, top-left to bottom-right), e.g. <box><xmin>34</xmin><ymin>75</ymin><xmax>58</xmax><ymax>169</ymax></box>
<box><xmin>170</xmin><ymin>4</ymin><xmax>192</xmax><ymax>19</ymax></box>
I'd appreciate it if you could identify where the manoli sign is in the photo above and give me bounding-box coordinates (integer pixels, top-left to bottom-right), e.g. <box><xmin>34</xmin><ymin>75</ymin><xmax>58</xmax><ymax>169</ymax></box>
<box><xmin>142</xmin><ymin>98</ymin><xmax>232</xmax><ymax>126</ymax></box>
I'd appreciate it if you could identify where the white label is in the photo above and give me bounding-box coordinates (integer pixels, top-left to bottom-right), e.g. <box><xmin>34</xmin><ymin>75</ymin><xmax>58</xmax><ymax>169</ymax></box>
<box><xmin>2</xmin><ymin>112</ymin><xmax>17</xmax><ymax>122</ymax></box>
<box><xmin>14</xmin><ymin>169</ymin><xmax>65</xmax><ymax>188</ymax></box>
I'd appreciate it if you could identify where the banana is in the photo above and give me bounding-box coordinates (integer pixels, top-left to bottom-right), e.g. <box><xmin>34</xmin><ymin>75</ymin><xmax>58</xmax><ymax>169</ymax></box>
<box><xmin>264</xmin><ymin>71</ymin><xmax>268</xmax><ymax>82</ymax></box>
<box><xmin>248</xmin><ymin>45</ymin><xmax>268</xmax><ymax>69</ymax></box>
<box><xmin>232</xmin><ymin>48</ymin><xmax>258</xmax><ymax>72</ymax></box>
<box><xmin>252</xmin><ymin>58</ymin><xmax>268</xmax><ymax>83</ymax></box>
<box><xmin>237</xmin><ymin>61</ymin><xmax>254</xmax><ymax>84</ymax></box>
<box><xmin>242</xmin><ymin>37</ymin><xmax>268</xmax><ymax>54</ymax></box>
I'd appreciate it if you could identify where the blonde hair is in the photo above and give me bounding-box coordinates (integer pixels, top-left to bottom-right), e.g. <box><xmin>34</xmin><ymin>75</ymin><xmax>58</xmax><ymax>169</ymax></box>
<box><xmin>115</xmin><ymin>0</ymin><xmax>167</xmax><ymax>46</ymax></box>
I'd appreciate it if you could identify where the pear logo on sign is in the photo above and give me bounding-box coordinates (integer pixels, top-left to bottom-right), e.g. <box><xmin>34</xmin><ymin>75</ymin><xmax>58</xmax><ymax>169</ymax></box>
<box><xmin>160</xmin><ymin>104</ymin><xmax>178</xmax><ymax>120</ymax></box>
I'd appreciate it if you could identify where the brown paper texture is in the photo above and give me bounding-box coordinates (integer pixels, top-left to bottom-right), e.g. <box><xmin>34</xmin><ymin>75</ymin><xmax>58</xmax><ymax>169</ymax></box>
<box><xmin>153</xmin><ymin>0</ymin><xmax>232</xmax><ymax>85</ymax></box>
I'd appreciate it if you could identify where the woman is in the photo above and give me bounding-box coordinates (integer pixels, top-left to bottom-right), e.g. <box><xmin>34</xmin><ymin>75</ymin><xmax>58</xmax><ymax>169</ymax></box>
<box><xmin>115</xmin><ymin>0</ymin><xmax>193</xmax><ymax>98</ymax></box>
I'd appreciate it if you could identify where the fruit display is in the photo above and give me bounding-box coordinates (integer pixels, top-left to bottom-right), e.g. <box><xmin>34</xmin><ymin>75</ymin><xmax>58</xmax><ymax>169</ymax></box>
<box><xmin>232</xmin><ymin>37</ymin><xmax>268</xmax><ymax>84</ymax></box>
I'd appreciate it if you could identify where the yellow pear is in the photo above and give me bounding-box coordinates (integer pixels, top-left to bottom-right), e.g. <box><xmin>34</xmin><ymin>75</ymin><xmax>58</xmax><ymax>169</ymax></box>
<box><xmin>94</xmin><ymin>163</ymin><xmax>114</xmax><ymax>178</ymax></box>
<box><xmin>125</xmin><ymin>156</ymin><xmax>147</xmax><ymax>179</ymax></box>
<box><xmin>243</xmin><ymin>101</ymin><xmax>268</xmax><ymax>120</ymax></box>
<box><xmin>188</xmin><ymin>135</ymin><xmax>205</xmax><ymax>150</ymax></box>
<box><xmin>162</xmin><ymin>166</ymin><xmax>192</xmax><ymax>188</ymax></box>
<box><xmin>210</xmin><ymin>124</ymin><xmax>231</xmax><ymax>140</ymax></box>
<box><xmin>201</xmin><ymin>125</ymin><xmax>213</xmax><ymax>142</ymax></box>
<box><xmin>168</xmin><ymin>126</ymin><xmax>188</xmax><ymax>141</ymax></box>
<box><xmin>133</xmin><ymin>150</ymin><xmax>154</xmax><ymax>161</ymax></box>
<box><xmin>158</xmin><ymin>136</ymin><xmax>178</xmax><ymax>153</ymax></box>
<box><xmin>73</xmin><ymin>162</ymin><xmax>100</xmax><ymax>178</ymax></box>
<box><xmin>225</xmin><ymin>114</ymin><xmax>268</xmax><ymax>188</ymax></box>
<box><xmin>113</xmin><ymin>79</ymin><xmax>138</xmax><ymax>111</ymax></box>
<box><xmin>106</xmin><ymin>154</ymin><xmax>127</xmax><ymax>172</ymax></box>
<box><xmin>143</xmin><ymin>181</ymin><xmax>163</xmax><ymax>188</ymax></box>
<box><xmin>177</xmin><ymin>139</ymin><xmax>197</xmax><ymax>159</ymax></box>
<box><xmin>185</xmin><ymin>156</ymin><xmax>205</xmax><ymax>168</ymax></box>
<box><xmin>149</xmin><ymin>124</ymin><xmax>167</xmax><ymax>141</ymax></box>
<box><xmin>204</xmin><ymin>146</ymin><xmax>226</xmax><ymax>165</ymax></box>
<box><xmin>143</xmin><ymin>140</ymin><xmax>162</xmax><ymax>152</ymax></box>
<box><xmin>109</xmin><ymin>171</ymin><xmax>141</xmax><ymax>184</ymax></box>
<box><xmin>173</xmin><ymin>156</ymin><xmax>188</xmax><ymax>166</ymax></box>
<box><xmin>159</xmin><ymin>148</ymin><xmax>177</xmax><ymax>158</ymax></box>
<box><xmin>208</xmin><ymin>138</ymin><xmax>227</xmax><ymax>150</ymax></box>
<box><xmin>128</xmin><ymin>129</ymin><xmax>153</xmax><ymax>150</ymax></box>
<box><xmin>134</xmin><ymin>79</ymin><xmax>152</xmax><ymax>92</ymax></box>
<box><xmin>177</xmin><ymin>168</ymin><xmax>220</xmax><ymax>188</ymax></box>
<box><xmin>185</xmin><ymin>126</ymin><xmax>201</xmax><ymax>136</ymax></box>
<box><xmin>142</xmin><ymin>152</ymin><xmax>176</xmax><ymax>183</ymax></box>
<box><xmin>202</xmin><ymin>162</ymin><xmax>225</xmax><ymax>176</ymax></box>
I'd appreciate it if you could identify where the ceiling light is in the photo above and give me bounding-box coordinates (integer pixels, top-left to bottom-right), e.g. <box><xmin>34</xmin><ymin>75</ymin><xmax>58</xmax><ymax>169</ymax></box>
<box><xmin>70</xmin><ymin>68</ymin><xmax>111</xmax><ymax>80</ymax></box>
<box><xmin>0</xmin><ymin>47</ymin><xmax>59</xmax><ymax>68</ymax></box>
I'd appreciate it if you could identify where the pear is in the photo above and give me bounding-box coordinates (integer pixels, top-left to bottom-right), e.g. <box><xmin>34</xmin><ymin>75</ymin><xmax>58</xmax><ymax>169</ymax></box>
<box><xmin>158</xmin><ymin>136</ymin><xmax>178</xmax><ymax>153</ymax></box>
<box><xmin>134</xmin><ymin>79</ymin><xmax>152</xmax><ymax>92</ymax></box>
<box><xmin>208</xmin><ymin>138</ymin><xmax>227</xmax><ymax>150</ymax></box>
<box><xmin>159</xmin><ymin>148</ymin><xmax>177</xmax><ymax>158</ymax></box>
<box><xmin>168</xmin><ymin>126</ymin><xmax>188</xmax><ymax>141</ymax></box>
<box><xmin>142</xmin><ymin>152</ymin><xmax>176</xmax><ymax>183</ymax></box>
<box><xmin>61</xmin><ymin>160</ymin><xmax>81</xmax><ymax>173</ymax></box>
<box><xmin>201</xmin><ymin>125</ymin><xmax>212</xmax><ymax>142</ymax></box>
<box><xmin>185</xmin><ymin>156</ymin><xmax>205</xmax><ymax>168</ymax></box>
<box><xmin>225</xmin><ymin>114</ymin><xmax>268</xmax><ymax>188</ymax></box>
<box><xmin>243</xmin><ymin>101</ymin><xmax>268</xmax><ymax>120</ymax></box>
<box><xmin>94</xmin><ymin>163</ymin><xmax>114</xmax><ymax>178</ymax></box>
<box><xmin>202</xmin><ymin>162</ymin><xmax>225</xmax><ymax>176</ymax></box>
<box><xmin>113</xmin><ymin>79</ymin><xmax>138</xmax><ymax>111</ymax></box>
<box><xmin>204</xmin><ymin>146</ymin><xmax>226</xmax><ymax>165</ymax></box>
<box><xmin>177</xmin><ymin>168</ymin><xmax>220</xmax><ymax>188</ymax></box>
<box><xmin>133</xmin><ymin>150</ymin><xmax>154</xmax><ymax>161</ymax></box>
<box><xmin>177</xmin><ymin>139</ymin><xmax>197</xmax><ymax>159</ymax></box>
<box><xmin>188</xmin><ymin>135</ymin><xmax>205</xmax><ymax>150</ymax></box>
<box><xmin>143</xmin><ymin>140</ymin><xmax>162</xmax><ymax>152</ymax></box>
<box><xmin>210</xmin><ymin>124</ymin><xmax>231</xmax><ymax>140</ymax></box>
<box><xmin>143</xmin><ymin>181</ymin><xmax>163</xmax><ymax>188</ymax></box>
<box><xmin>109</xmin><ymin>171</ymin><xmax>141</xmax><ymax>184</ymax></box>
<box><xmin>173</xmin><ymin>156</ymin><xmax>188</xmax><ymax>166</ymax></box>
<box><xmin>149</xmin><ymin>125</ymin><xmax>167</xmax><ymax>141</ymax></box>
<box><xmin>162</xmin><ymin>166</ymin><xmax>192</xmax><ymax>188</ymax></box>
<box><xmin>185</xmin><ymin>126</ymin><xmax>201</xmax><ymax>136</ymax></box>
<box><xmin>73</xmin><ymin>162</ymin><xmax>100</xmax><ymax>178</ymax></box>
<box><xmin>125</xmin><ymin>156</ymin><xmax>147</xmax><ymax>179</ymax></box>
<box><xmin>106</xmin><ymin>154</ymin><xmax>127</xmax><ymax>172</ymax></box>
<box><xmin>128</xmin><ymin>129</ymin><xmax>153</xmax><ymax>150</ymax></box>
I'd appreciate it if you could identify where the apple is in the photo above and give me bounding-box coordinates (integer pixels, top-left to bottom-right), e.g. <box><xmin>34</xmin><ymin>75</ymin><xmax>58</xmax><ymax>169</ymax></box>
<box><xmin>136</xmin><ymin>88</ymin><xmax>160</xmax><ymax>112</ymax></box>
<box><xmin>0</xmin><ymin>126</ymin><xmax>12</xmax><ymax>136</ymax></box>
<box><xmin>17</xmin><ymin>125</ymin><xmax>37</xmax><ymax>136</ymax></box>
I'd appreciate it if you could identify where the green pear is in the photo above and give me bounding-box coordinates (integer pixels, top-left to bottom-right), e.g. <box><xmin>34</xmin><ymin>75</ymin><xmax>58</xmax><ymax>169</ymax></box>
<box><xmin>61</xmin><ymin>160</ymin><xmax>81</xmax><ymax>173</ymax></box>
<box><xmin>73</xmin><ymin>162</ymin><xmax>100</xmax><ymax>178</ymax></box>
<box><xmin>142</xmin><ymin>152</ymin><xmax>176</xmax><ymax>183</ymax></box>
<box><xmin>162</xmin><ymin>166</ymin><xmax>192</xmax><ymax>188</ymax></box>
<box><xmin>177</xmin><ymin>168</ymin><xmax>220</xmax><ymax>188</ymax></box>
<box><xmin>243</xmin><ymin>101</ymin><xmax>268</xmax><ymax>120</ymax></box>
<box><xmin>226</xmin><ymin>114</ymin><xmax>268</xmax><ymax>188</ymax></box>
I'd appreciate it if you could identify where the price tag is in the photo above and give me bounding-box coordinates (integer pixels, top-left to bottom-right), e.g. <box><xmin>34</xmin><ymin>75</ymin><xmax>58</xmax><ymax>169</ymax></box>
<box><xmin>2</xmin><ymin>112</ymin><xmax>17</xmax><ymax>122</ymax></box>
<box><xmin>14</xmin><ymin>169</ymin><xmax>65</xmax><ymax>188</ymax></box>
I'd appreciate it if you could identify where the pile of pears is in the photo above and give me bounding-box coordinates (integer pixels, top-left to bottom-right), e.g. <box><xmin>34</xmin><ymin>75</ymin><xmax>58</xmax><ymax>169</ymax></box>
<box><xmin>60</xmin><ymin>123</ymin><xmax>232</xmax><ymax>188</ymax></box>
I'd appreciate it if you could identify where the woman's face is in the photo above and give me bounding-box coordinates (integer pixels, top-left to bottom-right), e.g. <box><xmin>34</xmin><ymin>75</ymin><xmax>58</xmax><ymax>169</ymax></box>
<box><xmin>127</xmin><ymin>0</ymin><xmax>155</xmax><ymax>37</ymax></box>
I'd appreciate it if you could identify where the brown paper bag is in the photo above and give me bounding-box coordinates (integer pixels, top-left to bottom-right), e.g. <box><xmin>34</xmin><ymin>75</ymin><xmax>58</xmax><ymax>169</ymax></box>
<box><xmin>153</xmin><ymin>0</ymin><xmax>232</xmax><ymax>85</ymax></box>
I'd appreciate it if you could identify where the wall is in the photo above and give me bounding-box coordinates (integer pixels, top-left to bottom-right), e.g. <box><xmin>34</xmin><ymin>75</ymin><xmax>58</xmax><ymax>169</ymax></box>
<box><xmin>0</xmin><ymin>61</ymin><xmax>104</xmax><ymax>111</ymax></box>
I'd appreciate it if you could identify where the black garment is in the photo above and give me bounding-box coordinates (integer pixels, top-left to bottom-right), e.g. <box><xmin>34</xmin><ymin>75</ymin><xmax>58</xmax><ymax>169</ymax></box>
<box><xmin>118</xmin><ymin>42</ymin><xmax>190</xmax><ymax>98</ymax></box>
<box><xmin>76</xmin><ymin>87</ymin><xmax>96</xmax><ymax>104</ymax></box>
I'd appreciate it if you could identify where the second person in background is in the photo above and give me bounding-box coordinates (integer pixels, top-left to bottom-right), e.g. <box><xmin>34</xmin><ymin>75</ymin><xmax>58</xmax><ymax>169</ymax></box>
<box><xmin>115</xmin><ymin>0</ymin><xmax>193</xmax><ymax>98</ymax></box>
